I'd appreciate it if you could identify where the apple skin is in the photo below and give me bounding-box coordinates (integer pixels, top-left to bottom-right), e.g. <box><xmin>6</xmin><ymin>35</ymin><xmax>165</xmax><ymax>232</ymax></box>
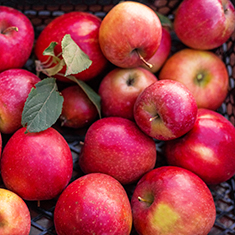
<box><xmin>133</xmin><ymin>79</ymin><xmax>198</xmax><ymax>141</ymax></box>
<box><xmin>54</xmin><ymin>172</ymin><xmax>133</xmax><ymax>235</ymax></box>
<box><xmin>60</xmin><ymin>85</ymin><xmax>98</xmax><ymax>128</ymax></box>
<box><xmin>98</xmin><ymin>67</ymin><xmax>158</xmax><ymax>120</ymax></box>
<box><xmin>99</xmin><ymin>1</ymin><xmax>162</xmax><ymax>68</ymax></box>
<box><xmin>0</xmin><ymin>127</ymin><xmax>73</xmax><ymax>201</ymax></box>
<box><xmin>173</xmin><ymin>0</ymin><xmax>235</xmax><ymax>50</ymax></box>
<box><xmin>34</xmin><ymin>11</ymin><xmax>108</xmax><ymax>82</ymax></box>
<box><xmin>0</xmin><ymin>6</ymin><xmax>34</xmax><ymax>72</ymax></box>
<box><xmin>0</xmin><ymin>188</ymin><xmax>31</xmax><ymax>235</ymax></box>
<box><xmin>141</xmin><ymin>27</ymin><xmax>172</xmax><ymax>73</ymax></box>
<box><xmin>79</xmin><ymin>117</ymin><xmax>157</xmax><ymax>185</ymax></box>
<box><xmin>164</xmin><ymin>108</ymin><xmax>235</xmax><ymax>185</ymax></box>
<box><xmin>131</xmin><ymin>166</ymin><xmax>216</xmax><ymax>235</ymax></box>
<box><xmin>158</xmin><ymin>48</ymin><xmax>229</xmax><ymax>110</ymax></box>
<box><xmin>0</xmin><ymin>68</ymin><xmax>41</xmax><ymax>134</ymax></box>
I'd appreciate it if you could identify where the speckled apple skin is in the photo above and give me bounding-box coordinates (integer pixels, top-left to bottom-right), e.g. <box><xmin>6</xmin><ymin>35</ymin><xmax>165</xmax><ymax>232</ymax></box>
<box><xmin>54</xmin><ymin>173</ymin><xmax>133</xmax><ymax>235</ymax></box>
<box><xmin>0</xmin><ymin>127</ymin><xmax>73</xmax><ymax>201</ymax></box>
<box><xmin>165</xmin><ymin>108</ymin><xmax>235</xmax><ymax>185</ymax></box>
<box><xmin>131</xmin><ymin>166</ymin><xmax>216</xmax><ymax>235</ymax></box>
<box><xmin>0</xmin><ymin>6</ymin><xmax>34</xmax><ymax>72</ymax></box>
<box><xmin>79</xmin><ymin>117</ymin><xmax>157</xmax><ymax>185</ymax></box>
<box><xmin>134</xmin><ymin>80</ymin><xmax>198</xmax><ymax>141</ymax></box>
<box><xmin>0</xmin><ymin>188</ymin><xmax>31</xmax><ymax>235</ymax></box>
<box><xmin>0</xmin><ymin>68</ymin><xmax>41</xmax><ymax>134</ymax></box>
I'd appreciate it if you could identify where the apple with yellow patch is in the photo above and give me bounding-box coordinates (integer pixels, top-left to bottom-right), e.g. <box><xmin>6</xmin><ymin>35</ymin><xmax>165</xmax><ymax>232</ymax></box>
<box><xmin>131</xmin><ymin>166</ymin><xmax>216</xmax><ymax>235</ymax></box>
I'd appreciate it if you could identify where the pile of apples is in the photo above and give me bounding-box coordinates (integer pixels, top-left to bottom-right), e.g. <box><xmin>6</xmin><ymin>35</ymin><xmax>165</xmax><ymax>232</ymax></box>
<box><xmin>0</xmin><ymin>0</ymin><xmax>235</xmax><ymax>234</ymax></box>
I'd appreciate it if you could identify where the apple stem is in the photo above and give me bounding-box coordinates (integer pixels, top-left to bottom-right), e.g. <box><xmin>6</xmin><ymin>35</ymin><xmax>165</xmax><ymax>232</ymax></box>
<box><xmin>149</xmin><ymin>114</ymin><xmax>159</xmax><ymax>122</ymax></box>
<box><xmin>138</xmin><ymin>196</ymin><xmax>152</xmax><ymax>204</ymax></box>
<box><xmin>2</xmin><ymin>26</ymin><xmax>18</xmax><ymax>34</ymax></box>
<box><xmin>37</xmin><ymin>200</ymin><xmax>41</xmax><ymax>207</ymax></box>
<box><xmin>137</xmin><ymin>50</ymin><xmax>153</xmax><ymax>69</ymax></box>
<box><xmin>197</xmin><ymin>73</ymin><xmax>204</xmax><ymax>82</ymax></box>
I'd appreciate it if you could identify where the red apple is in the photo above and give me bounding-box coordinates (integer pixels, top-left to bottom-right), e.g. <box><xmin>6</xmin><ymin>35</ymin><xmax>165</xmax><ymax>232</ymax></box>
<box><xmin>141</xmin><ymin>27</ymin><xmax>172</xmax><ymax>73</ymax></box>
<box><xmin>0</xmin><ymin>68</ymin><xmax>41</xmax><ymax>134</ymax></box>
<box><xmin>54</xmin><ymin>172</ymin><xmax>133</xmax><ymax>235</ymax></box>
<box><xmin>79</xmin><ymin>117</ymin><xmax>157</xmax><ymax>185</ymax></box>
<box><xmin>98</xmin><ymin>67</ymin><xmax>158</xmax><ymax>120</ymax></box>
<box><xmin>173</xmin><ymin>0</ymin><xmax>235</xmax><ymax>50</ymax></box>
<box><xmin>60</xmin><ymin>85</ymin><xmax>98</xmax><ymax>128</ymax></box>
<box><xmin>0</xmin><ymin>126</ymin><xmax>73</xmax><ymax>201</ymax></box>
<box><xmin>131</xmin><ymin>166</ymin><xmax>216</xmax><ymax>235</ymax></box>
<box><xmin>0</xmin><ymin>6</ymin><xmax>34</xmax><ymax>72</ymax></box>
<box><xmin>34</xmin><ymin>11</ymin><xmax>108</xmax><ymax>82</ymax></box>
<box><xmin>164</xmin><ymin>108</ymin><xmax>235</xmax><ymax>185</ymax></box>
<box><xmin>0</xmin><ymin>188</ymin><xmax>31</xmax><ymax>235</ymax></box>
<box><xmin>99</xmin><ymin>1</ymin><xmax>162</xmax><ymax>68</ymax></box>
<box><xmin>159</xmin><ymin>48</ymin><xmax>229</xmax><ymax>110</ymax></box>
<box><xmin>133</xmin><ymin>79</ymin><xmax>198</xmax><ymax>141</ymax></box>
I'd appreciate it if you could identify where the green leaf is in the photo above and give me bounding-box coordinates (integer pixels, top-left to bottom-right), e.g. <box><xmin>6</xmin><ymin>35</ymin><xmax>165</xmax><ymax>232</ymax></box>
<box><xmin>42</xmin><ymin>41</ymin><xmax>60</xmax><ymax>63</ymax></box>
<box><xmin>67</xmin><ymin>75</ymin><xmax>101</xmax><ymax>118</ymax></box>
<box><xmin>156</xmin><ymin>12</ymin><xmax>173</xmax><ymax>30</ymax></box>
<box><xmin>61</xmin><ymin>34</ymin><xmax>92</xmax><ymax>76</ymax></box>
<box><xmin>21</xmin><ymin>77</ymin><xmax>64</xmax><ymax>133</ymax></box>
<box><xmin>44</xmin><ymin>59</ymin><xmax>66</xmax><ymax>77</ymax></box>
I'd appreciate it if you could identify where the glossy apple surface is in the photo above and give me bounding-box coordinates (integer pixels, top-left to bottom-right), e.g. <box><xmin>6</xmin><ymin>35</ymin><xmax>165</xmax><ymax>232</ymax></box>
<box><xmin>79</xmin><ymin>117</ymin><xmax>157</xmax><ymax>185</ymax></box>
<box><xmin>0</xmin><ymin>127</ymin><xmax>73</xmax><ymax>201</ymax></box>
<box><xmin>98</xmin><ymin>67</ymin><xmax>158</xmax><ymax>120</ymax></box>
<box><xmin>99</xmin><ymin>1</ymin><xmax>162</xmax><ymax>68</ymax></box>
<box><xmin>131</xmin><ymin>166</ymin><xmax>216</xmax><ymax>235</ymax></box>
<box><xmin>0</xmin><ymin>6</ymin><xmax>34</xmax><ymax>72</ymax></box>
<box><xmin>174</xmin><ymin>0</ymin><xmax>235</xmax><ymax>50</ymax></box>
<box><xmin>142</xmin><ymin>27</ymin><xmax>172</xmax><ymax>73</ymax></box>
<box><xmin>164</xmin><ymin>108</ymin><xmax>235</xmax><ymax>185</ymax></box>
<box><xmin>0</xmin><ymin>68</ymin><xmax>41</xmax><ymax>134</ymax></box>
<box><xmin>133</xmin><ymin>80</ymin><xmax>198</xmax><ymax>141</ymax></box>
<box><xmin>0</xmin><ymin>188</ymin><xmax>31</xmax><ymax>235</ymax></box>
<box><xmin>159</xmin><ymin>48</ymin><xmax>229</xmax><ymax>110</ymax></box>
<box><xmin>54</xmin><ymin>173</ymin><xmax>132</xmax><ymax>235</ymax></box>
<box><xmin>60</xmin><ymin>85</ymin><xmax>98</xmax><ymax>128</ymax></box>
<box><xmin>34</xmin><ymin>11</ymin><xmax>108</xmax><ymax>82</ymax></box>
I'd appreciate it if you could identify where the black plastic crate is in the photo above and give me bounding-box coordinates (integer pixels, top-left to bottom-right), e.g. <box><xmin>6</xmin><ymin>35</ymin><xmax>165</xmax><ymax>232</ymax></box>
<box><xmin>0</xmin><ymin>0</ymin><xmax>235</xmax><ymax>234</ymax></box>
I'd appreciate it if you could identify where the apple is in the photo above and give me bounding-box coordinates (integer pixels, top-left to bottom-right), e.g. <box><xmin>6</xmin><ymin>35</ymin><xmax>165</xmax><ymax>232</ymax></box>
<box><xmin>59</xmin><ymin>85</ymin><xmax>98</xmax><ymax>128</ymax></box>
<box><xmin>0</xmin><ymin>68</ymin><xmax>41</xmax><ymax>134</ymax></box>
<box><xmin>173</xmin><ymin>0</ymin><xmax>235</xmax><ymax>50</ymax></box>
<box><xmin>141</xmin><ymin>27</ymin><xmax>172</xmax><ymax>73</ymax></box>
<box><xmin>164</xmin><ymin>108</ymin><xmax>235</xmax><ymax>185</ymax></box>
<box><xmin>34</xmin><ymin>11</ymin><xmax>108</xmax><ymax>83</ymax></box>
<box><xmin>0</xmin><ymin>126</ymin><xmax>73</xmax><ymax>201</ymax></box>
<box><xmin>79</xmin><ymin>117</ymin><xmax>157</xmax><ymax>185</ymax></box>
<box><xmin>133</xmin><ymin>79</ymin><xmax>198</xmax><ymax>141</ymax></box>
<box><xmin>0</xmin><ymin>6</ymin><xmax>34</xmax><ymax>72</ymax></box>
<box><xmin>54</xmin><ymin>172</ymin><xmax>133</xmax><ymax>235</ymax></box>
<box><xmin>158</xmin><ymin>48</ymin><xmax>229</xmax><ymax>110</ymax></box>
<box><xmin>98</xmin><ymin>67</ymin><xmax>158</xmax><ymax>120</ymax></box>
<box><xmin>131</xmin><ymin>166</ymin><xmax>216</xmax><ymax>235</ymax></box>
<box><xmin>0</xmin><ymin>188</ymin><xmax>31</xmax><ymax>235</ymax></box>
<box><xmin>99</xmin><ymin>1</ymin><xmax>162</xmax><ymax>68</ymax></box>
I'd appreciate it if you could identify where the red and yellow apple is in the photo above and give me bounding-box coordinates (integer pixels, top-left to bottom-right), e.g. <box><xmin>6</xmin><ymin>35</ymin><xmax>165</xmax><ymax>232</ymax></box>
<box><xmin>131</xmin><ymin>166</ymin><xmax>216</xmax><ymax>235</ymax></box>
<box><xmin>99</xmin><ymin>1</ymin><xmax>162</xmax><ymax>68</ymax></box>
<box><xmin>98</xmin><ymin>67</ymin><xmax>158</xmax><ymax>120</ymax></box>
<box><xmin>174</xmin><ymin>0</ymin><xmax>235</xmax><ymax>50</ymax></box>
<box><xmin>159</xmin><ymin>48</ymin><xmax>229</xmax><ymax>110</ymax></box>
<box><xmin>164</xmin><ymin>108</ymin><xmax>235</xmax><ymax>185</ymax></box>
<box><xmin>54</xmin><ymin>173</ymin><xmax>133</xmax><ymax>235</ymax></box>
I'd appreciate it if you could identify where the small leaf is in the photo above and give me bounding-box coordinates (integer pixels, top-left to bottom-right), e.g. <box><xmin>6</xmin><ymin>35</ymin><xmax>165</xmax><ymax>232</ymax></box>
<box><xmin>156</xmin><ymin>12</ymin><xmax>173</xmax><ymax>30</ymax></box>
<box><xmin>43</xmin><ymin>41</ymin><xmax>60</xmax><ymax>63</ymax></box>
<box><xmin>44</xmin><ymin>59</ymin><xmax>66</xmax><ymax>77</ymax></box>
<box><xmin>67</xmin><ymin>75</ymin><xmax>101</xmax><ymax>118</ymax></box>
<box><xmin>21</xmin><ymin>77</ymin><xmax>64</xmax><ymax>133</ymax></box>
<box><xmin>61</xmin><ymin>34</ymin><xmax>92</xmax><ymax>76</ymax></box>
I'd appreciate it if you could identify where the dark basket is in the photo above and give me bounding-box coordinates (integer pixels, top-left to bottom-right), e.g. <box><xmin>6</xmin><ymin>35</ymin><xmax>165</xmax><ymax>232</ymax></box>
<box><xmin>0</xmin><ymin>0</ymin><xmax>235</xmax><ymax>234</ymax></box>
